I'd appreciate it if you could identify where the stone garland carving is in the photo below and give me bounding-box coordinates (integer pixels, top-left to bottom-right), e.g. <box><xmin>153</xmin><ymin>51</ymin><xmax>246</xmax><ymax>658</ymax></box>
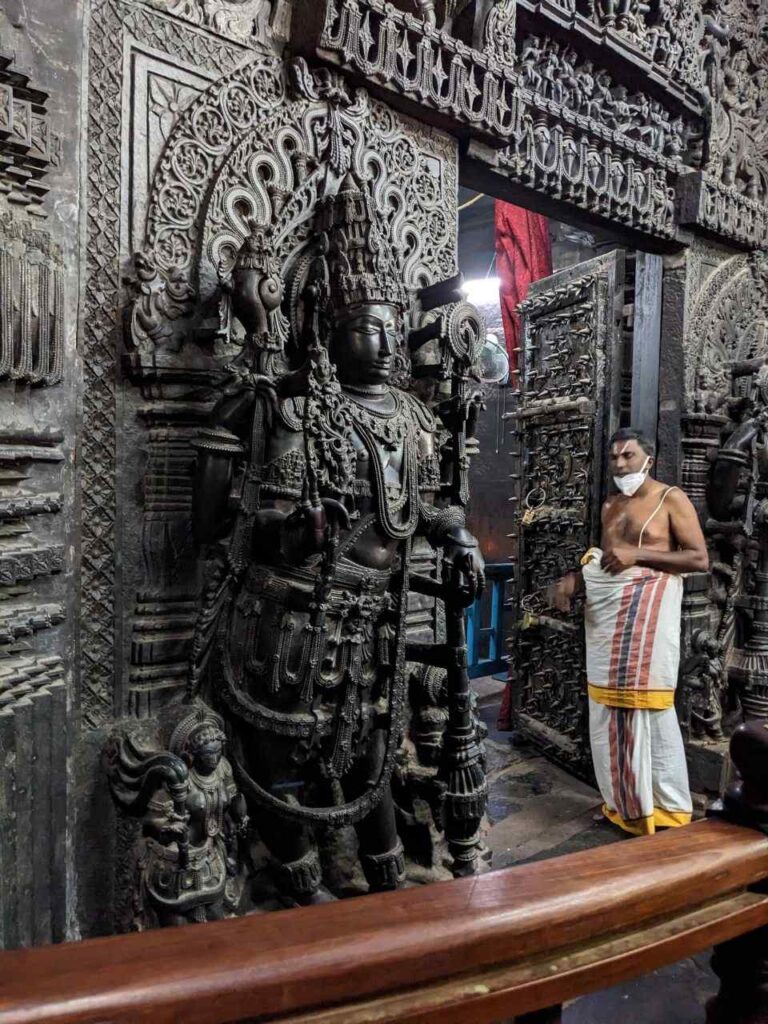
<box><xmin>0</xmin><ymin>211</ymin><xmax>65</xmax><ymax>386</ymax></box>
<box><xmin>0</xmin><ymin>53</ymin><xmax>64</xmax><ymax>385</ymax></box>
<box><xmin>82</xmin><ymin>0</ymin><xmax>248</xmax><ymax>728</ymax></box>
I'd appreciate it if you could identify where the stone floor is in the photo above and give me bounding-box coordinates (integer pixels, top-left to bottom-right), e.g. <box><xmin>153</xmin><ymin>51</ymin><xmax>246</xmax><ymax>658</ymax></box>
<box><xmin>474</xmin><ymin>677</ymin><xmax>719</xmax><ymax>1024</ymax></box>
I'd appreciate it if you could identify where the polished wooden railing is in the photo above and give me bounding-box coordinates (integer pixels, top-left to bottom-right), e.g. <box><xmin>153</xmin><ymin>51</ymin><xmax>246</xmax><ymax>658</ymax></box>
<box><xmin>2</xmin><ymin>725</ymin><xmax>768</xmax><ymax>1024</ymax></box>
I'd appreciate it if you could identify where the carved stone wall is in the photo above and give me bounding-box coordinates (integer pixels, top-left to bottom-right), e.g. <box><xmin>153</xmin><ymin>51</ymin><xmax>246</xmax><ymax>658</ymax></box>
<box><xmin>0</xmin><ymin>2</ymin><xmax>82</xmax><ymax>947</ymax></box>
<box><xmin>673</xmin><ymin>240</ymin><xmax>768</xmax><ymax>779</ymax></box>
<box><xmin>74</xmin><ymin>0</ymin><xmax>464</xmax><ymax>933</ymax></box>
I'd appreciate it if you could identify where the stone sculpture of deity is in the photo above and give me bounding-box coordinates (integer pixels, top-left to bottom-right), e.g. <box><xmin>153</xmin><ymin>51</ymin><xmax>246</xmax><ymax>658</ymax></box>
<box><xmin>189</xmin><ymin>172</ymin><xmax>487</xmax><ymax>904</ymax></box>
<box><xmin>106</xmin><ymin>704</ymin><xmax>249</xmax><ymax>927</ymax></box>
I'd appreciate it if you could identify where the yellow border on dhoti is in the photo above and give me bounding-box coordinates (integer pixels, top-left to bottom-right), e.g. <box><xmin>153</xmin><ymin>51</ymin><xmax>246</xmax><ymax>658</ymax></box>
<box><xmin>601</xmin><ymin>804</ymin><xmax>692</xmax><ymax>836</ymax></box>
<box><xmin>588</xmin><ymin>683</ymin><xmax>675</xmax><ymax>710</ymax></box>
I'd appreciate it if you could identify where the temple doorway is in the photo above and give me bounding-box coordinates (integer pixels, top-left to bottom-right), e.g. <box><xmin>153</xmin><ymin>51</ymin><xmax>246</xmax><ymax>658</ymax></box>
<box><xmin>458</xmin><ymin>187</ymin><xmax>666</xmax><ymax>776</ymax></box>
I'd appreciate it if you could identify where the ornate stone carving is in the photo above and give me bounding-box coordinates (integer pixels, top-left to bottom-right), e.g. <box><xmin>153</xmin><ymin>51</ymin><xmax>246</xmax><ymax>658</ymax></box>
<box><xmin>119</xmin><ymin>52</ymin><xmax>460</xmax><ymax>725</ymax></box>
<box><xmin>184</xmin><ymin>199</ymin><xmax>487</xmax><ymax>901</ymax></box>
<box><xmin>0</xmin><ymin>50</ymin><xmax>64</xmax><ymax>386</ymax></box>
<box><xmin>292</xmin><ymin>0</ymin><xmax>519</xmax><ymax>142</ymax></box>
<box><xmin>82</xmin><ymin>0</ymin><xmax>248</xmax><ymax>727</ymax></box>
<box><xmin>106</xmin><ymin>703</ymin><xmax>248</xmax><ymax>927</ymax></box>
<box><xmin>0</xmin><ymin>210</ymin><xmax>64</xmax><ymax>385</ymax></box>
<box><xmin>677</xmin><ymin>244</ymin><xmax>768</xmax><ymax>741</ymax></box>
<box><xmin>0</xmin><ymin>37</ymin><xmax>70</xmax><ymax>951</ymax></box>
<box><xmin>93</xmin><ymin>0</ymin><xmax>493</xmax><ymax>908</ymax></box>
<box><xmin>141</xmin><ymin>0</ymin><xmax>294</xmax><ymax>47</ymax></box>
<box><xmin>677</xmin><ymin>0</ymin><xmax>768</xmax><ymax>246</ymax></box>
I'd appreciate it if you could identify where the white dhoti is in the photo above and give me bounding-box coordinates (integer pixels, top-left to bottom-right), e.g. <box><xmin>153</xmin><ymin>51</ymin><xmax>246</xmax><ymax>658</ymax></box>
<box><xmin>582</xmin><ymin>548</ymin><xmax>692</xmax><ymax>835</ymax></box>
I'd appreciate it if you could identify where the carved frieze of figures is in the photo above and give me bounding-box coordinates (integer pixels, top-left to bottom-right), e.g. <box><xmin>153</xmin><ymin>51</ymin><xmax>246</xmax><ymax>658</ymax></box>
<box><xmin>140</xmin><ymin>0</ymin><xmax>290</xmax><ymax>46</ymax></box>
<box><xmin>516</xmin><ymin>36</ymin><xmax>686</xmax><ymax>159</ymax></box>
<box><xmin>677</xmin><ymin>0</ymin><xmax>768</xmax><ymax>242</ymax></box>
<box><xmin>702</xmin><ymin>0</ymin><xmax>768</xmax><ymax>201</ymax></box>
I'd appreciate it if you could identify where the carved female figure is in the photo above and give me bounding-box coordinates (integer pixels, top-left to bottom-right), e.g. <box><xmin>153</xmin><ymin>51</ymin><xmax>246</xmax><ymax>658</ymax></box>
<box><xmin>107</xmin><ymin>705</ymin><xmax>248</xmax><ymax>927</ymax></box>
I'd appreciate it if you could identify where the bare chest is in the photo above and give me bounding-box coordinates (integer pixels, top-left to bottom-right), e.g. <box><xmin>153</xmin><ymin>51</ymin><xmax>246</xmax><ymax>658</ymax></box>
<box><xmin>603</xmin><ymin>492</ymin><xmax>673</xmax><ymax>549</ymax></box>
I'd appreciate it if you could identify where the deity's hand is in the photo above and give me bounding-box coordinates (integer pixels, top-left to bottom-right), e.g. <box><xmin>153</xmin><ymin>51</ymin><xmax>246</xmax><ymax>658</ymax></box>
<box><xmin>158</xmin><ymin>812</ymin><xmax>189</xmax><ymax>845</ymax></box>
<box><xmin>442</xmin><ymin>528</ymin><xmax>485</xmax><ymax>608</ymax></box>
<box><xmin>281</xmin><ymin>497</ymin><xmax>351</xmax><ymax>560</ymax></box>
<box><xmin>601</xmin><ymin>544</ymin><xmax>638</xmax><ymax>574</ymax></box>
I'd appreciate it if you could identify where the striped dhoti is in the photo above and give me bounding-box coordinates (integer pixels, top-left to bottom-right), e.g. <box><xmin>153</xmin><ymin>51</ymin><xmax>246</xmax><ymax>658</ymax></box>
<box><xmin>581</xmin><ymin>548</ymin><xmax>692</xmax><ymax>835</ymax></box>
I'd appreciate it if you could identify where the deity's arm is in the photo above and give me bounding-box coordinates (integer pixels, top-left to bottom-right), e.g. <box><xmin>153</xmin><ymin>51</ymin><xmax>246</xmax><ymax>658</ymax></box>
<box><xmin>413</xmin><ymin>422</ymin><xmax>485</xmax><ymax>599</ymax></box>
<box><xmin>191</xmin><ymin>388</ymin><xmax>257</xmax><ymax>545</ymax></box>
<box><xmin>142</xmin><ymin>792</ymin><xmax>188</xmax><ymax>845</ymax></box>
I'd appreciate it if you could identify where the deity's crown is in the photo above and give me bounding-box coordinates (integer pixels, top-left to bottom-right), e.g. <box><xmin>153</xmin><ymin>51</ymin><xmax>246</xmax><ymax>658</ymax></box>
<box><xmin>169</xmin><ymin>705</ymin><xmax>226</xmax><ymax>757</ymax></box>
<box><xmin>317</xmin><ymin>171</ymin><xmax>407</xmax><ymax>313</ymax></box>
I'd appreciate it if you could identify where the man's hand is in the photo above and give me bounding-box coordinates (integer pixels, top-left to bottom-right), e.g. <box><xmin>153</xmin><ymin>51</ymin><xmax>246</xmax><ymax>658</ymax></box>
<box><xmin>601</xmin><ymin>544</ymin><xmax>638</xmax><ymax>575</ymax></box>
<box><xmin>547</xmin><ymin>572</ymin><xmax>579</xmax><ymax>613</ymax></box>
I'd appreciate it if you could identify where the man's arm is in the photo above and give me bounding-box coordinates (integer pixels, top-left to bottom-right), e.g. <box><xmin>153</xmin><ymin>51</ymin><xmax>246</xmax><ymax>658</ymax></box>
<box><xmin>603</xmin><ymin>489</ymin><xmax>709</xmax><ymax>575</ymax></box>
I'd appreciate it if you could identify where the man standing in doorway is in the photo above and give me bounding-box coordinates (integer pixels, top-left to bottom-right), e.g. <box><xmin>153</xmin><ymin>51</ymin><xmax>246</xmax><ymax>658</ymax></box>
<box><xmin>549</xmin><ymin>428</ymin><xmax>709</xmax><ymax>835</ymax></box>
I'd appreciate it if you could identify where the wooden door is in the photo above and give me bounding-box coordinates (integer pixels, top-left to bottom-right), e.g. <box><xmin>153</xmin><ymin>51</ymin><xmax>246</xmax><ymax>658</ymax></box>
<box><xmin>510</xmin><ymin>250</ymin><xmax>625</xmax><ymax>776</ymax></box>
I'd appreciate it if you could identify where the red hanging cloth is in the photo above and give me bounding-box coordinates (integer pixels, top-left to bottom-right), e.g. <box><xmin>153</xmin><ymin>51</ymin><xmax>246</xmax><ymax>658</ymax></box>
<box><xmin>494</xmin><ymin>201</ymin><xmax>552</xmax><ymax>380</ymax></box>
<box><xmin>494</xmin><ymin>201</ymin><xmax>552</xmax><ymax>731</ymax></box>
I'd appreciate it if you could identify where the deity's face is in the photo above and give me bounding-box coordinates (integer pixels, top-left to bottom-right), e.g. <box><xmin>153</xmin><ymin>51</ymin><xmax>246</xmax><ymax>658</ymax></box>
<box><xmin>190</xmin><ymin>737</ymin><xmax>223</xmax><ymax>775</ymax></box>
<box><xmin>331</xmin><ymin>303</ymin><xmax>399</xmax><ymax>387</ymax></box>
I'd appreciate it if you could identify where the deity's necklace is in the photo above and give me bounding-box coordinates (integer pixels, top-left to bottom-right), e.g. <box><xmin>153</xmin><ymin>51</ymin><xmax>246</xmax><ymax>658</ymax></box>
<box><xmin>346</xmin><ymin>390</ymin><xmax>419</xmax><ymax>539</ymax></box>
<box><xmin>343</xmin><ymin>383</ymin><xmax>389</xmax><ymax>397</ymax></box>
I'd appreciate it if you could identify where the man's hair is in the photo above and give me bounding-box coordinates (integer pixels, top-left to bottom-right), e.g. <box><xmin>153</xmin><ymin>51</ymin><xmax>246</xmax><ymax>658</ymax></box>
<box><xmin>608</xmin><ymin>427</ymin><xmax>655</xmax><ymax>458</ymax></box>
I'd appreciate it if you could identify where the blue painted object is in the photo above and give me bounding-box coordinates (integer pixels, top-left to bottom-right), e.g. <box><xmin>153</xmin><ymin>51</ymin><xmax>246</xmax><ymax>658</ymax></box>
<box><xmin>466</xmin><ymin>563</ymin><xmax>513</xmax><ymax>679</ymax></box>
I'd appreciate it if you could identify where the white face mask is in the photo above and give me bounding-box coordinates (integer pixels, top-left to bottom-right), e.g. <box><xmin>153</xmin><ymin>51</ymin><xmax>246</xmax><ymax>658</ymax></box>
<box><xmin>613</xmin><ymin>456</ymin><xmax>650</xmax><ymax>497</ymax></box>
